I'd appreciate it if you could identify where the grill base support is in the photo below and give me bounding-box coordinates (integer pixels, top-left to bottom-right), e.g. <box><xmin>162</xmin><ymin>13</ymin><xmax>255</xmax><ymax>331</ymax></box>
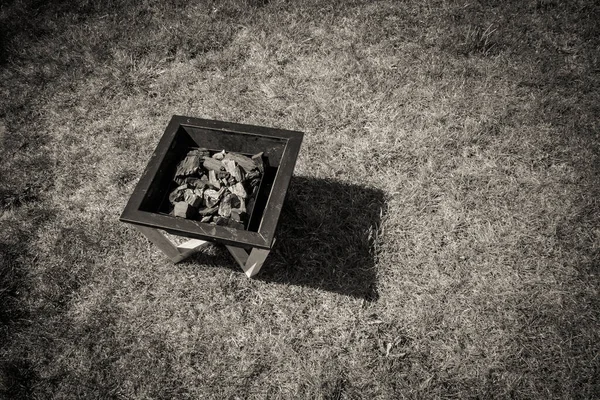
<box><xmin>133</xmin><ymin>225</ymin><xmax>270</xmax><ymax>277</ymax></box>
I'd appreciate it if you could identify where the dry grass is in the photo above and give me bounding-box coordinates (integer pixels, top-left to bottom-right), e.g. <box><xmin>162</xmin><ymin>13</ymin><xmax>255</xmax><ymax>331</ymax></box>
<box><xmin>1</xmin><ymin>0</ymin><xmax>599</xmax><ymax>398</ymax></box>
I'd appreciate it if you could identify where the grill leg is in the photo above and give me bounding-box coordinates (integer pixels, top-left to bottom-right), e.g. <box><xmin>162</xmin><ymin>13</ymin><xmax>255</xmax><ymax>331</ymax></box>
<box><xmin>134</xmin><ymin>225</ymin><xmax>209</xmax><ymax>263</ymax></box>
<box><xmin>226</xmin><ymin>246</ymin><xmax>270</xmax><ymax>278</ymax></box>
<box><xmin>133</xmin><ymin>225</ymin><xmax>270</xmax><ymax>277</ymax></box>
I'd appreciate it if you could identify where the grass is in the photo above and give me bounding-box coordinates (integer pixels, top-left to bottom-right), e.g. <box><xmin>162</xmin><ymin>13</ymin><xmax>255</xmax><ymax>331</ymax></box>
<box><xmin>1</xmin><ymin>0</ymin><xmax>599</xmax><ymax>398</ymax></box>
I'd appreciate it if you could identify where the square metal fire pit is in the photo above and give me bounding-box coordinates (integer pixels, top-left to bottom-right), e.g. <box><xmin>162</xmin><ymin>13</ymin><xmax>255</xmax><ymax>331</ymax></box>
<box><xmin>120</xmin><ymin>115</ymin><xmax>303</xmax><ymax>277</ymax></box>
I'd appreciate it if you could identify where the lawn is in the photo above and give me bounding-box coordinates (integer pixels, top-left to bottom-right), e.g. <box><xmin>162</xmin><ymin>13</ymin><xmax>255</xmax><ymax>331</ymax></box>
<box><xmin>1</xmin><ymin>0</ymin><xmax>599</xmax><ymax>398</ymax></box>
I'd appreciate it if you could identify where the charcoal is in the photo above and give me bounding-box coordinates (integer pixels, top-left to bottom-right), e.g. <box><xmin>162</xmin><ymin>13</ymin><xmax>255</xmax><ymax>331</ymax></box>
<box><xmin>169</xmin><ymin>184</ymin><xmax>188</xmax><ymax>203</ymax></box>
<box><xmin>218</xmin><ymin>194</ymin><xmax>233</xmax><ymax>218</ymax></box>
<box><xmin>193</xmin><ymin>187</ymin><xmax>204</xmax><ymax>198</ymax></box>
<box><xmin>173</xmin><ymin>201</ymin><xmax>194</xmax><ymax>218</ymax></box>
<box><xmin>223</xmin><ymin>152</ymin><xmax>256</xmax><ymax>173</ymax></box>
<box><xmin>204</xmin><ymin>189</ymin><xmax>221</xmax><ymax>208</ymax></box>
<box><xmin>198</xmin><ymin>205</ymin><xmax>219</xmax><ymax>216</ymax></box>
<box><xmin>203</xmin><ymin>158</ymin><xmax>225</xmax><ymax>172</ymax></box>
<box><xmin>222</xmin><ymin>159</ymin><xmax>243</xmax><ymax>182</ymax></box>
<box><xmin>217</xmin><ymin>171</ymin><xmax>230</xmax><ymax>180</ymax></box>
<box><xmin>167</xmin><ymin>148</ymin><xmax>264</xmax><ymax>230</ymax></box>
<box><xmin>176</xmin><ymin>151</ymin><xmax>203</xmax><ymax>177</ymax></box>
<box><xmin>208</xmin><ymin>170</ymin><xmax>221</xmax><ymax>189</ymax></box>
<box><xmin>230</xmin><ymin>182</ymin><xmax>247</xmax><ymax>199</ymax></box>
<box><xmin>229</xmin><ymin>194</ymin><xmax>242</xmax><ymax>209</ymax></box>
<box><xmin>245</xmin><ymin>170</ymin><xmax>261</xmax><ymax>180</ymax></box>
<box><xmin>183</xmin><ymin>177</ymin><xmax>209</xmax><ymax>188</ymax></box>
<box><xmin>231</xmin><ymin>209</ymin><xmax>245</xmax><ymax>222</ymax></box>
<box><xmin>212</xmin><ymin>150</ymin><xmax>225</xmax><ymax>160</ymax></box>
<box><xmin>184</xmin><ymin>189</ymin><xmax>202</xmax><ymax>208</ymax></box>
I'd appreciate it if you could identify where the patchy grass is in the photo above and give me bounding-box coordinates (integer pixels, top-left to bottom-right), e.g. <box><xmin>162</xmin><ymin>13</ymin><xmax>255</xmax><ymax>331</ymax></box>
<box><xmin>1</xmin><ymin>0</ymin><xmax>599</xmax><ymax>398</ymax></box>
